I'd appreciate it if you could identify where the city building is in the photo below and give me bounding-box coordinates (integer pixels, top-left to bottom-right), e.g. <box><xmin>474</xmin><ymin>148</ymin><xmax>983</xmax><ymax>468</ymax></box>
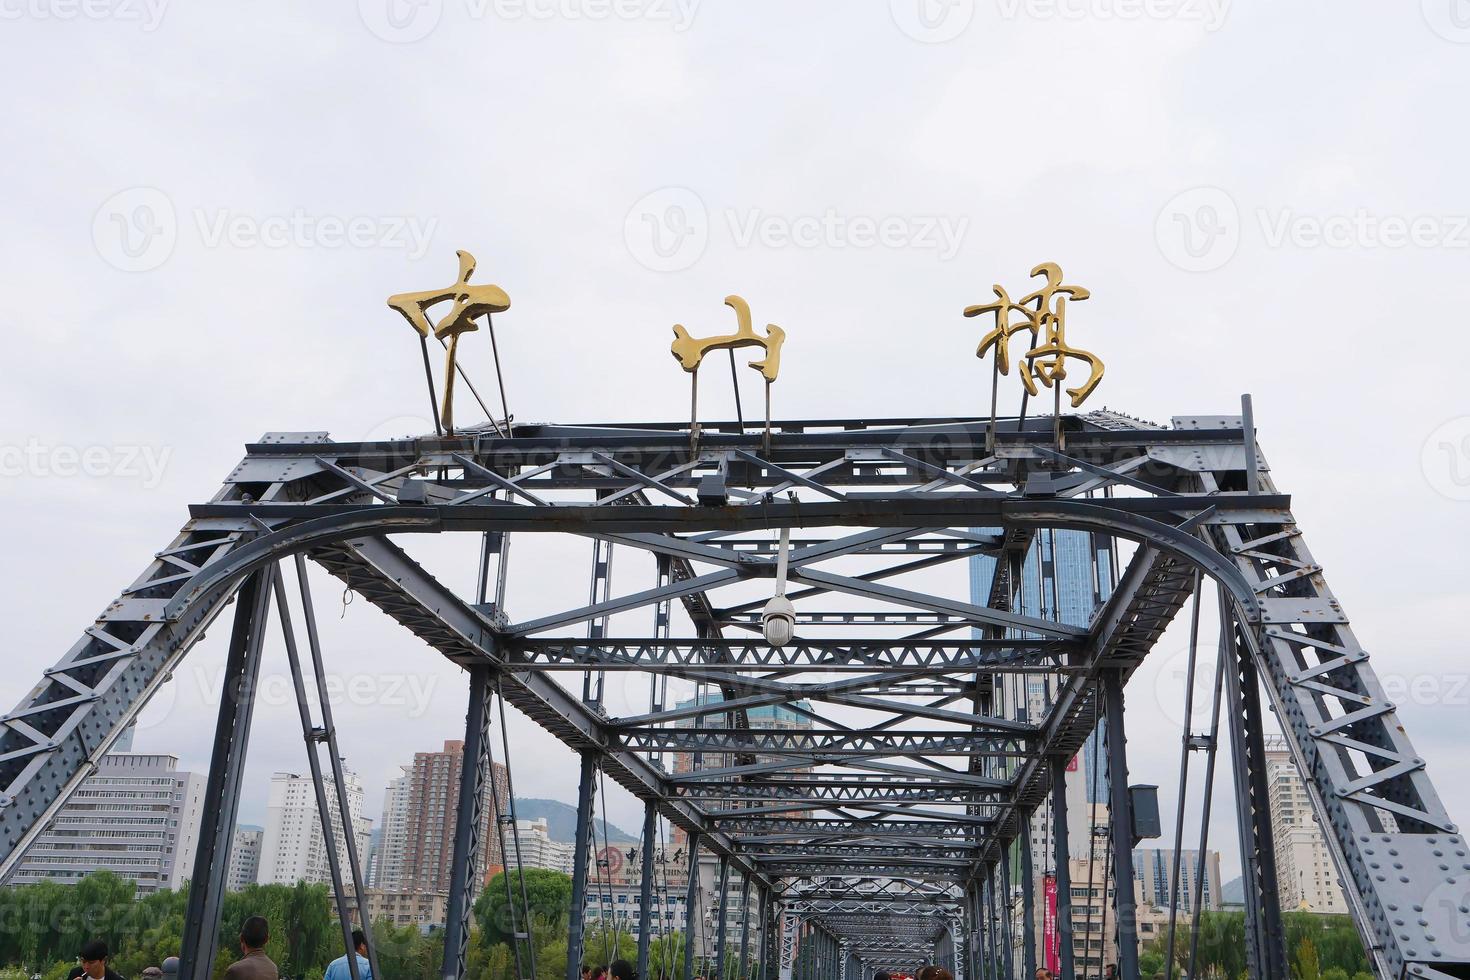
<box><xmin>397</xmin><ymin>742</ymin><xmax>509</xmax><ymax>894</ymax></box>
<box><xmin>7</xmin><ymin>751</ymin><xmax>205</xmax><ymax>894</ymax></box>
<box><xmin>1264</xmin><ymin>736</ymin><xmax>1348</xmax><ymax>913</ymax></box>
<box><xmin>370</xmin><ymin>765</ymin><xmax>412</xmax><ymax>890</ymax></box>
<box><xmin>507</xmin><ymin>816</ymin><xmax>575</xmax><ymax>875</ymax></box>
<box><xmin>338</xmin><ymin>889</ymin><xmax>451</xmax><ymax>930</ymax></box>
<box><xmin>257</xmin><ymin>769</ymin><xmax>372</xmax><ymax>887</ymax></box>
<box><xmin>1133</xmin><ymin>846</ymin><xmax>1223</xmax><ymax>913</ymax></box>
<box><xmin>227</xmin><ymin>824</ymin><xmax>264</xmax><ymax>891</ymax></box>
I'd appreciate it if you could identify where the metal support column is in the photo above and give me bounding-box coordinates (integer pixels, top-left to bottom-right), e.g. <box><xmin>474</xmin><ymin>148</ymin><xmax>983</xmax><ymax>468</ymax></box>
<box><xmin>638</xmin><ymin>802</ymin><xmax>658</xmax><ymax>980</ymax></box>
<box><xmin>714</xmin><ymin>854</ymin><xmax>731</xmax><ymax>980</ymax></box>
<box><xmin>738</xmin><ymin>873</ymin><xmax>752</xmax><ymax>980</ymax></box>
<box><xmin>294</xmin><ymin>556</ymin><xmax>381</xmax><ymax>980</ymax></box>
<box><xmin>1020</xmin><ymin>808</ymin><xmax>1037</xmax><ymax>980</ymax></box>
<box><xmin>272</xmin><ymin>565</ymin><xmax>360</xmax><ymax>980</ymax></box>
<box><xmin>754</xmin><ymin>888</ymin><xmax>768</xmax><ymax>980</ymax></box>
<box><xmin>179</xmin><ymin>571</ymin><xmax>272</xmax><ymax>980</ymax></box>
<box><xmin>568</xmin><ymin>753</ymin><xmax>598</xmax><ymax>980</ymax></box>
<box><xmin>1220</xmin><ymin>600</ymin><xmax>1290</xmax><ymax>979</ymax></box>
<box><xmin>1102</xmin><ymin>670</ymin><xmax>1140</xmax><ymax>980</ymax></box>
<box><xmin>1049</xmin><ymin>757</ymin><xmax>1075</xmax><ymax>980</ymax></box>
<box><xmin>443</xmin><ymin>662</ymin><xmax>492</xmax><ymax>980</ymax></box>
<box><xmin>683</xmin><ymin>834</ymin><xmax>702</xmax><ymax>980</ymax></box>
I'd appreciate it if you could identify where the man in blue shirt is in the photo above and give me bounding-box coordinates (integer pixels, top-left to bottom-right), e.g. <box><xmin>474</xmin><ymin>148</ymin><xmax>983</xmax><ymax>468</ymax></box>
<box><xmin>324</xmin><ymin>929</ymin><xmax>372</xmax><ymax>980</ymax></box>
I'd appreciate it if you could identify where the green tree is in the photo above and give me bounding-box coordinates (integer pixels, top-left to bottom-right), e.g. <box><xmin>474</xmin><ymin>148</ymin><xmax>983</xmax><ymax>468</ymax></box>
<box><xmin>476</xmin><ymin>868</ymin><xmax>574</xmax><ymax>950</ymax></box>
<box><xmin>1293</xmin><ymin>936</ymin><xmax>1320</xmax><ymax>980</ymax></box>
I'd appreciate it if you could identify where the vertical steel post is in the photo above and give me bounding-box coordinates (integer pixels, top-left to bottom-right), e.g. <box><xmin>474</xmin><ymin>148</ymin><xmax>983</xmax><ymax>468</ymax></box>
<box><xmin>638</xmin><ymin>803</ymin><xmax>658</xmax><ymax>980</ymax></box>
<box><xmin>1049</xmin><ymin>756</ymin><xmax>1075</xmax><ymax>980</ymax></box>
<box><xmin>179</xmin><ymin>571</ymin><xmax>272</xmax><ymax>980</ymax></box>
<box><xmin>271</xmin><ymin>566</ymin><xmax>360</xmax><ymax>980</ymax></box>
<box><xmin>754</xmin><ymin>888</ymin><xmax>769</xmax><ymax>980</ymax></box>
<box><xmin>1021</xmin><ymin>808</ymin><xmax>1037</xmax><ymax>980</ymax></box>
<box><xmin>443</xmin><ymin>663</ymin><xmax>492</xmax><ymax>980</ymax></box>
<box><xmin>738</xmin><ymin>873</ymin><xmax>752</xmax><ymax>980</ymax></box>
<box><xmin>1000</xmin><ymin>852</ymin><xmax>1015</xmax><ymax>980</ymax></box>
<box><xmin>568</xmin><ymin>753</ymin><xmax>598</xmax><ymax>980</ymax></box>
<box><xmin>1102</xmin><ymin>670</ymin><xmax>1141</xmax><ymax>980</ymax></box>
<box><xmin>683</xmin><ymin>834</ymin><xmax>702</xmax><ymax>980</ymax></box>
<box><xmin>294</xmin><ymin>555</ymin><xmax>381</xmax><ymax>980</ymax></box>
<box><xmin>1220</xmin><ymin>599</ymin><xmax>1290</xmax><ymax>978</ymax></box>
<box><xmin>714</xmin><ymin>855</ymin><xmax>731</xmax><ymax>980</ymax></box>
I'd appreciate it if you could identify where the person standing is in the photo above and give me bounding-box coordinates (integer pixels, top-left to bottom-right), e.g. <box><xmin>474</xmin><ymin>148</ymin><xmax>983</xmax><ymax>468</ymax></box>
<box><xmin>324</xmin><ymin>930</ymin><xmax>373</xmax><ymax>980</ymax></box>
<box><xmin>225</xmin><ymin>916</ymin><xmax>279</xmax><ymax>980</ymax></box>
<box><xmin>78</xmin><ymin>940</ymin><xmax>124</xmax><ymax>980</ymax></box>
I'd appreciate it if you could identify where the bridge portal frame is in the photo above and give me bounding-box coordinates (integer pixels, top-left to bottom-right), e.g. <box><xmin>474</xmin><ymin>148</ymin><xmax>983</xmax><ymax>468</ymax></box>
<box><xmin>0</xmin><ymin>411</ymin><xmax>1463</xmax><ymax>979</ymax></box>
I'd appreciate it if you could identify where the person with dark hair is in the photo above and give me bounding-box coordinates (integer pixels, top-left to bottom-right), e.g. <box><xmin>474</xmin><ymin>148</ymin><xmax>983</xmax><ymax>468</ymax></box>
<box><xmin>874</xmin><ymin>971</ymin><xmax>891</xmax><ymax>980</ymax></box>
<box><xmin>591</xmin><ymin>966</ymin><xmax>607</xmax><ymax>980</ymax></box>
<box><xmin>225</xmin><ymin>916</ymin><xmax>279</xmax><ymax>980</ymax></box>
<box><xmin>610</xmin><ymin>960</ymin><xmax>638</xmax><ymax>980</ymax></box>
<box><xmin>78</xmin><ymin>940</ymin><xmax>124</xmax><ymax>980</ymax></box>
<box><xmin>324</xmin><ymin>929</ymin><xmax>373</xmax><ymax>980</ymax></box>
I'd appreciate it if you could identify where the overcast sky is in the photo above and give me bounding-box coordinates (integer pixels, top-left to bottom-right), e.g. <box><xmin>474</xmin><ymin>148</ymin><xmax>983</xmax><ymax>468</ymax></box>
<box><xmin>2</xmin><ymin>1</ymin><xmax>1469</xmax><ymax>883</ymax></box>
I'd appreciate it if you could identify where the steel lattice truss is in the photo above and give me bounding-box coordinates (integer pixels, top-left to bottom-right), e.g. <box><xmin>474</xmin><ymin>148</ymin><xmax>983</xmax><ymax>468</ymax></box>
<box><xmin>0</xmin><ymin>410</ymin><xmax>1466</xmax><ymax>979</ymax></box>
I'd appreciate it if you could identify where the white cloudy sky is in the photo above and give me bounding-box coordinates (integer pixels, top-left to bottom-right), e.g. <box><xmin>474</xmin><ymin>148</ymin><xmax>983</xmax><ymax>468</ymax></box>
<box><xmin>2</xmin><ymin>0</ymin><xmax>1470</xmax><ymax>881</ymax></box>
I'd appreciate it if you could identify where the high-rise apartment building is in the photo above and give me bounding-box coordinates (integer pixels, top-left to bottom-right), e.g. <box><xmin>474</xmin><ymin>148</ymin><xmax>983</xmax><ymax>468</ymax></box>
<box><xmin>370</xmin><ymin>766</ymin><xmax>412</xmax><ymax>890</ymax></box>
<box><xmin>1132</xmin><ymin>846</ymin><xmax>1223</xmax><ymax>913</ymax></box>
<box><xmin>227</xmin><ymin>824</ymin><xmax>264</xmax><ymax>891</ymax></box>
<box><xmin>1264</xmin><ymin>736</ymin><xmax>1348</xmax><ymax>913</ymax></box>
<box><xmin>257</xmin><ymin>769</ymin><xmax>372</xmax><ymax>887</ymax></box>
<box><xmin>397</xmin><ymin>741</ymin><xmax>509</xmax><ymax>894</ymax></box>
<box><xmin>8</xmin><ymin>752</ymin><xmax>204</xmax><ymax>894</ymax></box>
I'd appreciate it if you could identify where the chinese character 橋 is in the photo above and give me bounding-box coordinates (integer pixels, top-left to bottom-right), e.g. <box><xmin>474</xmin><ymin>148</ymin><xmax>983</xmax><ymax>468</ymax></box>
<box><xmin>964</xmin><ymin>261</ymin><xmax>1103</xmax><ymax>408</ymax></box>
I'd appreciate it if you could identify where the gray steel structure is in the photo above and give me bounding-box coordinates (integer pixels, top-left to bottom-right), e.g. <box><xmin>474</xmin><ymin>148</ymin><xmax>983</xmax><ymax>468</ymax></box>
<box><xmin>0</xmin><ymin>409</ymin><xmax>1465</xmax><ymax>980</ymax></box>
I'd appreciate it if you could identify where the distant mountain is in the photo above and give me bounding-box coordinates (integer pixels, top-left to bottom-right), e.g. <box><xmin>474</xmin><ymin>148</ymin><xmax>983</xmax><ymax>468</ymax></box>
<box><xmin>1221</xmin><ymin>875</ymin><xmax>1244</xmax><ymax>905</ymax></box>
<box><xmin>514</xmin><ymin>798</ymin><xmax>637</xmax><ymax>843</ymax></box>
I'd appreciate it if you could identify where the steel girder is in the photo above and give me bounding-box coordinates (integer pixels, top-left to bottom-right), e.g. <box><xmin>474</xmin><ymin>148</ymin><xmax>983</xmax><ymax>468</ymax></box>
<box><xmin>0</xmin><ymin>412</ymin><xmax>1464</xmax><ymax>979</ymax></box>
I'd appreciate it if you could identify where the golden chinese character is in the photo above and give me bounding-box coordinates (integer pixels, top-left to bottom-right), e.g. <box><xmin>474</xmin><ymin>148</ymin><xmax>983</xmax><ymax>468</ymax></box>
<box><xmin>965</xmin><ymin>261</ymin><xmax>1103</xmax><ymax>408</ymax></box>
<box><xmin>387</xmin><ymin>250</ymin><xmax>511</xmax><ymax>434</ymax></box>
<box><xmin>670</xmin><ymin>295</ymin><xmax>785</xmax><ymax>383</ymax></box>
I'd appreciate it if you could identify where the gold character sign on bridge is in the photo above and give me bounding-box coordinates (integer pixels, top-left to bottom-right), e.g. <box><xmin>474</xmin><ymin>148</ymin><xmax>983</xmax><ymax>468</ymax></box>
<box><xmin>387</xmin><ymin>250</ymin><xmax>511</xmax><ymax>435</ymax></box>
<box><xmin>965</xmin><ymin>261</ymin><xmax>1103</xmax><ymax>409</ymax></box>
<box><xmin>670</xmin><ymin>295</ymin><xmax>786</xmax><ymax>452</ymax></box>
<box><xmin>670</xmin><ymin>295</ymin><xmax>785</xmax><ymax>382</ymax></box>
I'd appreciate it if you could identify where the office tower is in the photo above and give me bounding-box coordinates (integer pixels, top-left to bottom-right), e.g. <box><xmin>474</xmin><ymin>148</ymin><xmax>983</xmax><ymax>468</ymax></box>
<box><xmin>8</xmin><ymin>751</ymin><xmax>204</xmax><ymax>894</ymax></box>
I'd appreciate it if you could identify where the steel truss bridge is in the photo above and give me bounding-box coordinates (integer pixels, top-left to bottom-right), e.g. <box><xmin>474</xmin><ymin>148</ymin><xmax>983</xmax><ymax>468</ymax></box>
<box><xmin>0</xmin><ymin>409</ymin><xmax>1465</xmax><ymax>980</ymax></box>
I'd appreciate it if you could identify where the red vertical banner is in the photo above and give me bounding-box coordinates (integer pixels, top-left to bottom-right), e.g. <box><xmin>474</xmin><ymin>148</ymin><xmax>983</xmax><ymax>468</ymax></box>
<box><xmin>1044</xmin><ymin>873</ymin><xmax>1060</xmax><ymax>974</ymax></box>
